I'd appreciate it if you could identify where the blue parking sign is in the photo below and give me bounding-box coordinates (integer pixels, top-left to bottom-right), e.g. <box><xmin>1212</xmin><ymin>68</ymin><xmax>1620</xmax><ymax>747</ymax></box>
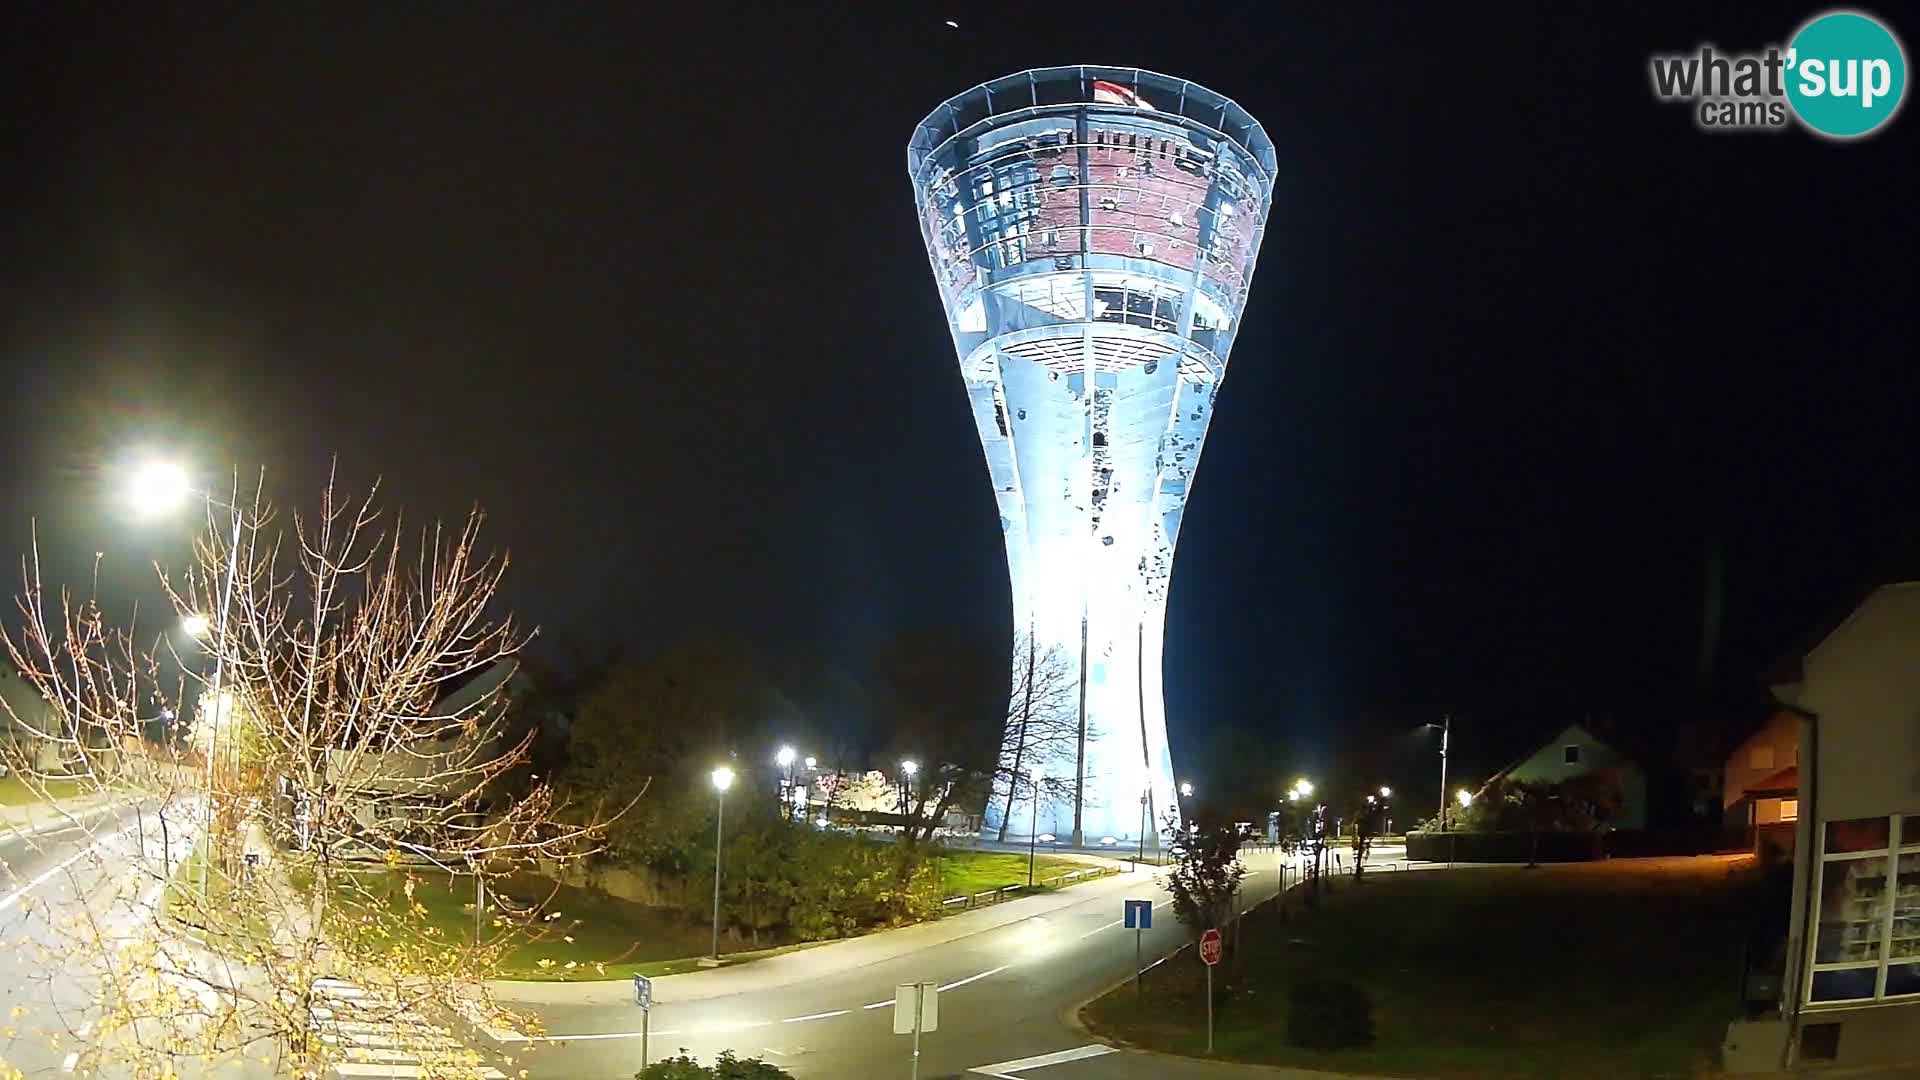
<box><xmin>1123</xmin><ymin>898</ymin><xmax>1152</xmax><ymax>930</ymax></box>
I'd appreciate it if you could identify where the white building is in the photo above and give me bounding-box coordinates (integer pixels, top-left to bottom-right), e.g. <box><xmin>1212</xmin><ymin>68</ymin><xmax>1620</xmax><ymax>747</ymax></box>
<box><xmin>1728</xmin><ymin>580</ymin><xmax>1920</xmax><ymax>1071</ymax></box>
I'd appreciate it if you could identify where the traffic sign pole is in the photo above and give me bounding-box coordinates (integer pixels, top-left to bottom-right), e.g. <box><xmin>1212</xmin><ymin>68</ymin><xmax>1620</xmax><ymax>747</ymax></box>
<box><xmin>633</xmin><ymin>974</ymin><xmax>654</xmax><ymax>1070</ymax></box>
<box><xmin>1198</xmin><ymin>926</ymin><xmax>1223</xmax><ymax>1053</ymax></box>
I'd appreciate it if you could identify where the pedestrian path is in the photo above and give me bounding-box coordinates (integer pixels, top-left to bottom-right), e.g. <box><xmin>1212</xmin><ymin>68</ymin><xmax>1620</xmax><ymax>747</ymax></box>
<box><xmin>309</xmin><ymin>977</ymin><xmax>504</xmax><ymax>1079</ymax></box>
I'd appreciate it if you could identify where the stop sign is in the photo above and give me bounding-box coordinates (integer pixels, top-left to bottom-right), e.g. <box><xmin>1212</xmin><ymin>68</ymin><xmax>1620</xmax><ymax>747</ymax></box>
<box><xmin>1198</xmin><ymin>927</ymin><xmax>1223</xmax><ymax>966</ymax></box>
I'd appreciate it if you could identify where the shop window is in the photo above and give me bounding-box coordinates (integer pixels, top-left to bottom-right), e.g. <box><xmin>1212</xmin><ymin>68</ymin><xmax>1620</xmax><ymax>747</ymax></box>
<box><xmin>1807</xmin><ymin>814</ymin><xmax>1920</xmax><ymax>1003</ymax></box>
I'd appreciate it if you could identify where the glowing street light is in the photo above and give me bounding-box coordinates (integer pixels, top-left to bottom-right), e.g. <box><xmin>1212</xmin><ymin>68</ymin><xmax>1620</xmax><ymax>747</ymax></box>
<box><xmin>708</xmin><ymin>766</ymin><xmax>735</xmax><ymax>962</ymax></box>
<box><xmin>128</xmin><ymin>460</ymin><xmax>191</xmax><ymax>517</ymax></box>
<box><xmin>1456</xmin><ymin>788</ymin><xmax>1474</xmax><ymax>809</ymax></box>
<box><xmin>1379</xmin><ymin>786</ymin><xmax>1392</xmax><ymax>799</ymax></box>
<box><xmin>776</xmin><ymin>746</ymin><xmax>796</xmax><ymax>769</ymax></box>
<box><xmin>180</xmin><ymin>613</ymin><xmax>211</xmax><ymax>638</ymax></box>
<box><xmin>803</xmin><ymin>756</ymin><xmax>816</xmax><ymax>770</ymax></box>
<box><xmin>1179</xmin><ymin>781</ymin><xmax>1194</xmax><ymax>798</ymax></box>
<box><xmin>901</xmin><ymin>759</ymin><xmax>919</xmax><ymax>778</ymax></box>
<box><xmin>1292</xmin><ymin>778</ymin><xmax>1314</xmax><ymax>798</ymax></box>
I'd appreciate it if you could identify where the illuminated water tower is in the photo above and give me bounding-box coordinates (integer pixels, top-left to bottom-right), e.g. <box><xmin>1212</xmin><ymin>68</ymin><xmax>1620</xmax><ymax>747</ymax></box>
<box><xmin>908</xmin><ymin>68</ymin><xmax>1275</xmax><ymax>847</ymax></box>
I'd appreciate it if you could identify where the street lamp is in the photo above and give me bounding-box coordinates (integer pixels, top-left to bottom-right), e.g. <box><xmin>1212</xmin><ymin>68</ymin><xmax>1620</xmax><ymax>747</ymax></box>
<box><xmin>1456</xmin><ymin>788</ymin><xmax>1473</xmax><ymax>808</ymax></box>
<box><xmin>1027</xmin><ymin>767</ymin><xmax>1043</xmax><ymax>888</ymax></box>
<box><xmin>776</xmin><ymin>745</ymin><xmax>797</xmax><ymax>821</ymax></box>
<box><xmin>1426</xmin><ymin>715</ymin><xmax>1453</xmax><ymax>831</ymax></box>
<box><xmin>1379</xmin><ymin>786</ymin><xmax>1392</xmax><ymax>799</ymax></box>
<box><xmin>899</xmin><ymin>759</ymin><xmax>918</xmax><ymax>835</ymax></box>
<box><xmin>128</xmin><ymin>461</ymin><xmax>191</xmax><ymax>517</ymax></box>
<box><xmin>129</xmin><ymin>460</ymin><xmax>246</xmax><ymax>905</ymax></box>
<box><xmin>180</xmin><ymin>613</ymin><xmax>211</xmax><ymax>638</ymax></box>
<box><xmin>708</xmin><ymin>766</ymin><xmax>734</xmax><ymax>962</ymax></box>
<box><xmin>1291</xmin><ymin>778</ymin><xmax>1314</xmax><ymax>799</ymax></box>
<box><xmin>1179</xmin><ymin>781</ymin><xmax>1194</xmax><ymax>799</ymax></box>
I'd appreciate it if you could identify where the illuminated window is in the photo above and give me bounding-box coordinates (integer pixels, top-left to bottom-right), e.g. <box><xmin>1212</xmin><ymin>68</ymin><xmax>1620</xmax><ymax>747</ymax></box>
<box><xmin>1780</xmin><ymin>800</ymin><xmax>1799</xmax><ymax>821</ymax></box>
<box><xmin>1807</xmin><ymin>814</ymin><xmax>1920</xmax><ymax>1003</ymax></box>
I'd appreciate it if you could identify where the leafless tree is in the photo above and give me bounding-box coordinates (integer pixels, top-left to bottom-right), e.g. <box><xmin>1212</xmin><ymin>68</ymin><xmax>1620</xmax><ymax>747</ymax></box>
<box><xmin>0</xmin><ymin>470</ymin><xmax>610</xmax><ymax>1079</ymax></box>
<box><xmin>992</xmin><ymin>632</ymin><xmax>1078</xmax><ymax>841</ymax></box>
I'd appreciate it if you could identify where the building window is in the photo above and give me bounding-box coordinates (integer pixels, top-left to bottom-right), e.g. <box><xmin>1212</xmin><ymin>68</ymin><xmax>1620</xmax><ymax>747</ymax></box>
<box><xmin>1563</xmin><ymin>745</ymin><xmax>1581</xmax><ymax>765</ymax></box>
<box><xmin>1750</xmin><ymin>746</ymin><xmax>1775</xmax><ymax>770</ymax></box>
<box><xmin>1807</xmin><ymin>814</ymin><xmax>1920</xmax><ymax>1004</ymax></box>
<box><xmin>1780</xmin><ymin>799</ymin><xmax>1799</xmax><ymax>822</ymax></box>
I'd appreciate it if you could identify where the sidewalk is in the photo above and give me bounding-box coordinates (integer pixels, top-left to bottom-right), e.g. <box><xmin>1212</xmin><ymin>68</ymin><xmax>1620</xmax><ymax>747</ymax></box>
<box><xmin>489</xmin><ymin>858</ymin><xmax>1149</xmax><ymax>1007</ymax></box>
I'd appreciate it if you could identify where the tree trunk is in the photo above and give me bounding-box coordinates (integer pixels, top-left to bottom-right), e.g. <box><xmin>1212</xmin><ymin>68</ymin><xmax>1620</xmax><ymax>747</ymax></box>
<box><xmin>997</xmin><ymin>633</ymin><xmax>1038</xmax><ymax>842</ymax></box>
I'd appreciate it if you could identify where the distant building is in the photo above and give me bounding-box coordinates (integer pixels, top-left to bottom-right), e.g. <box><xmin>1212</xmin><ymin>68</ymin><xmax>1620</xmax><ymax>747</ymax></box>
<box><xmin>1486</xmin><ymin>721</ymin><xmax>1649</xmax><ymax>829</ymax></box>
<box><xmin>1722</xmin><ymin>707</ymin><xmax>1803</xmax><ymax>858</ymax></box>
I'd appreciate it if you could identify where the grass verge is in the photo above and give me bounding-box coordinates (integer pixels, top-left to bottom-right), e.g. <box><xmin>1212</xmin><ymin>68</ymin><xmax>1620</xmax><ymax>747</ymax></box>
<box><xmin>1084</xmin><ymin>856</ymin><xmax>1769</xmax><ymax>1079</ymax></box>
<box><xmin>0</xmin><ymin>774</ymin><xmax>89</xmax><ymax>805</ymax></box>
<box><xmin>936</xmin><ymin>849</ymin><xmax>1094</xmax><ymax>896</ymax></box>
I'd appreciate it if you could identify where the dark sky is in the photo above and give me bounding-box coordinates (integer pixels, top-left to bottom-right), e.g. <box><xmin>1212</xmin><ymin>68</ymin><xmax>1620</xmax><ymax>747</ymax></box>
<box><xmin>3</xmin><ymin>4</ymin><xmax>1915</xmax><ymax>789</ymax></box>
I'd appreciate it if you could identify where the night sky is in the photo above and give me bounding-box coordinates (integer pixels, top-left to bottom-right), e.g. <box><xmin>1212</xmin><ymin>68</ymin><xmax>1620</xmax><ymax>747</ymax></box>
<box><xmin>3</xmin><ymin>5</ymin><xmax>1914</xmax><ymax>790</ymax></box>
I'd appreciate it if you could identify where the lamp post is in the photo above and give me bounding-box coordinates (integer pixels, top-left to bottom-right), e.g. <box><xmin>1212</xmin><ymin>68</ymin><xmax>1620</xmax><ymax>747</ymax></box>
<box><xmin>1379</xmin><ymin>786</ymin><xmax>1393</xmax><ymax>833</ymax></box>
<box><xmin>776</xmin><ymin>745</ymin><xmax>797</xmax><ymax>821</ymax></box>
<box><xmin>130</xmin><ymin>461</ymin><xmax>245</xmax><ymax>905</ymax></box>
<box><xmin>899</xmin><ymin>759</ymin><xmax>918</xmax><ymax>837</ymax></box>
<box><xmin>1027</xmin><ymin>767</ymin><xmax>1042</xmax><ymax>887</ymax></box>
<box><xmin>709</xmin><ymin>766</ymin><xmax>734</xmax><ymax>962</ymax></box>
<box><xmin>1428</xmin><ymin>715</ymin><xmax>1452</xmax><ymax>831</ymax></box>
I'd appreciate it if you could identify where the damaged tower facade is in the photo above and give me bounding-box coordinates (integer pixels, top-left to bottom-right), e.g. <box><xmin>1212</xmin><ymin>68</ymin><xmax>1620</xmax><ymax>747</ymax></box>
<box><xmin>908</xmin><ymin>68</ymin><xmax>1275</xmax><ymax>847</ymax></box>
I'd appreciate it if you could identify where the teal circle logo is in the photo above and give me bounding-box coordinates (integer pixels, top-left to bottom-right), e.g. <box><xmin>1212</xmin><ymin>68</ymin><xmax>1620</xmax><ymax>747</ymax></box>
<box><xmin>1786</xmin><ymin>10</ymin><xmax>1907</xmax><ymax>138</ymax></box>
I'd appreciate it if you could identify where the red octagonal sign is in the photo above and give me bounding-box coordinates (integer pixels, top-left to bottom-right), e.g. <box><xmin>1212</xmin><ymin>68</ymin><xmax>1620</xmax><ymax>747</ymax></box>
<box><xmin>1199</xmin><ymin>927</ymin><xmax>1223</xmax><ymax>966</ymax></box>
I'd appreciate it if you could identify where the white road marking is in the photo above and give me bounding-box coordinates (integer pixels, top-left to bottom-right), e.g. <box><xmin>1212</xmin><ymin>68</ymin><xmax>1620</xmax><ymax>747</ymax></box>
<box><xmin>938</xmin><ymin>965</ymin><xmax>1008</xmax><ymax>992</ymax></box>
<box><xmin>970</xmin><ymin>1044</ymin><xmax>1117</xmax><ymax>1074</ymax></box>
<box><xmin>862</xmin><ymin>999</ymin><xmax>891</xmax><ymax>1009</ymax></box>
<box><xmin>781</xmin><ymin>1009</ymin><xmax>848</xmax><ymax>1023</ymax></box>
<box><xmin>0</xmin><ymin>827</ymin><xmax>127</xmax><ymax>912</ymax></box>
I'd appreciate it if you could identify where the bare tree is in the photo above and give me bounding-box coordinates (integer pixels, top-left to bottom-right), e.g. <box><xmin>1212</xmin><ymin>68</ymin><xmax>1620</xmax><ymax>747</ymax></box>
<box><xmin>992</xmin><ymin>632</ymin><xmax>1077</xmax><ymax>841</ymax></box>
<box><xmin>0</xmin><ymin>471</ymin><xmax>609</xmax><ymax>1079</ymax></box>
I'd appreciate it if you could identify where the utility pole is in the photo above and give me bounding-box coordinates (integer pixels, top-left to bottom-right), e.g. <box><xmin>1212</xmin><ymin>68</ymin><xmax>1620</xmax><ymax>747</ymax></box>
<box><xmin>1437</xmin><ymin>713</ymin><xmax>1451</xmax><ymax>832</ymax></box>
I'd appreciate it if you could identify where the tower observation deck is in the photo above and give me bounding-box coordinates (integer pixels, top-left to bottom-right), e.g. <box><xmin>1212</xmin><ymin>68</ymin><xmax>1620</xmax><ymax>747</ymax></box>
<box><xmin>909</xmin><ymin>68</ymin><xmax>1275</xmax><ymax>848</ymax></box>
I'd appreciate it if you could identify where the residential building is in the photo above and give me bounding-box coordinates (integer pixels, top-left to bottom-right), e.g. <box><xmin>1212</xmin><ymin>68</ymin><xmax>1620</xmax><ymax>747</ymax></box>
<box><xmin>1489</xmin><ymin>721</ymin><xmax>1649</xmax><ymax>829</ymax></box>
<box><xmin>1727</xmin><ymin>580</ymin><xmax>1920</xmax><ymax>1072</ymax></box>
<box><xmin>1723</xmin><ymin>707</ymin><xmax>1803</xmax><ymax>858</ymax></box>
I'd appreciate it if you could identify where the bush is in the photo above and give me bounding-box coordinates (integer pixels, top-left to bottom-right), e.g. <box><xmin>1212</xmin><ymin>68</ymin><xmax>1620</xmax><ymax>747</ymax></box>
<box><xmin>637</xmin><ymin>1050</ymin><xmax>794</xmax><ymax>1079</ymax></box>
<box><xmin>1287</xmin><ymin>978</ymin><xmax>1374</xmax><ymax>1049</ymax></box>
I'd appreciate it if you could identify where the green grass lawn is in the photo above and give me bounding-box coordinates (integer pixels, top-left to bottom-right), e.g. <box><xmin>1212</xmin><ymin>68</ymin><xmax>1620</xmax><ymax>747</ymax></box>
<box><xmin>1086</xmin><ymin>857</ymin><xmax>1769</xmax><ymax>1079</ymax></box>
<box><xmin>163</xmin><ymin>843</ymin><xmax>276</xmax><ymax>957</ymax></box>
<box><xmin>936</xmin><ymin>849</ymin><xmax>1095</xmax><ymax>897</ymax></box>
<box><xmin>0</xmin><ymin>774</ymin><xmax>89</xmax><ymax>805</ymax></box>
<box><xmin>341</xmin><ymin>869</ymin><xmax>832</xmax><ymax>981</ymax></box>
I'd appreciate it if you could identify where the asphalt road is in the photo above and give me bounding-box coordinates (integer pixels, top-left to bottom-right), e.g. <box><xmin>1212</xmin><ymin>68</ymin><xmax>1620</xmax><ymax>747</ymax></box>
<box><xmin>498</xmin><ymin>844</ymin><xmax>1410</xmax><ymax>1080</ymax></box>
<box><xmin>0</xmin><ymin>800</ymin><xmax>184</xmax><ymax>1079</ymax></box>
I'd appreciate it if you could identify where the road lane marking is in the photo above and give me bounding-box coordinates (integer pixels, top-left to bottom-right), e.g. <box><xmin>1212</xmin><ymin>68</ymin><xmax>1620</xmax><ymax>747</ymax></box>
<box><xmin>970</xmin><ymin>1044</ymin><xmax>1117</xmax><ymax>1074</ymax></box>
<box><xmin>781</xmin><ymin>1010</ymin><xmax>848</xmax><ymax>1023</ymax></box>
<box><xmin>0</xmin><ymin>827</ymin><xmax>127</xmax><ymax>912</ymax></box>
<box><xmin>937</xmin><ymin>965</ymin><xmax>1007</xmax><ymax>992</ymax></box>
<box><xmin>862</xmin><ymin>999</ymin><xmax>891</xmax><ymax>1009</ymax></box>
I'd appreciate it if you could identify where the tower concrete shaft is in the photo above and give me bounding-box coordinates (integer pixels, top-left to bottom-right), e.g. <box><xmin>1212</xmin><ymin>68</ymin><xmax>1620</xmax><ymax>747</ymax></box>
<box><xmin>909</xmin><ymin>67</ymin><xmax>1275</xmax><ymax>847</ymax></box>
